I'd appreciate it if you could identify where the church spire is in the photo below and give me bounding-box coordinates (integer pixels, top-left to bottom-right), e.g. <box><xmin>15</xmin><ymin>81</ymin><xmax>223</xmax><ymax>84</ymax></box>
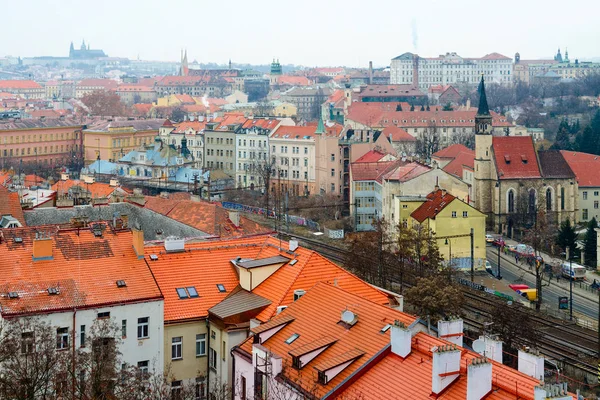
<box><xmin>315</xmin><ymin>114</ymin><xmax>325</xmax><ymax>135</ymax></box>
<box><xmin>476</xmin><ymin>75</ymin><xmax>490</xmax><ymax>116</ymax></box>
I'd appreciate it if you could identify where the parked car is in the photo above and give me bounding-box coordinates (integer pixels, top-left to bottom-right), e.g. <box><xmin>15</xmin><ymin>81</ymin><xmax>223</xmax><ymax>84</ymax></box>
<box><xmin>493</xmin><ymin>236</ymin><xmax>505</xmax><ymax>247</ymax></box>
<box><xmin>485</xmin><ymin>234</ymin><xmax>494</xmax><ymax>244</ymax></box>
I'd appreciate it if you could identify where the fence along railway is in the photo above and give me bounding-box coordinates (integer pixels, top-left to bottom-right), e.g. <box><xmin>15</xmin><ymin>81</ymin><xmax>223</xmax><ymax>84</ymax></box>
<box><xmin>284</xmin><ymin>232</ymin><xmax>599</xmax><ymax>383</ymax></box>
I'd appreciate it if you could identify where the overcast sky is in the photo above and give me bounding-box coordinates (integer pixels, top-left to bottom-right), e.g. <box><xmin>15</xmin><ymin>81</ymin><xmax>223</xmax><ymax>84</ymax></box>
<box><xmin>4</xmin><ymin>0</ymin><xmax>599</xmax><ymax>67</ymax></box>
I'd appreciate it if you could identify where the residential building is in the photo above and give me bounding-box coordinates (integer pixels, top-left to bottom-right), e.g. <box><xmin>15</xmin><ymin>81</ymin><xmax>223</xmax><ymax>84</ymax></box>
<box><xmin>473</xmin><ymin>77</ymin><xmax>577</xmax><ymax>235</ymax></box>
<box><xmin>272</xmin><ymin>101</ymin><xmax>297</xmax><ymax>118</ymax></box>
<box><xmin>166</xmin><ymin>119</ymin><xmax>220</xmax><ymax>168</ymax></box>
<box><xmin>232</xmin><ymin>282</ymin><xmax>550</xmax><ymax>400</ymax></box>
<box><xmin>204</xmin><ymin>113</ymin><xmax>247</xmax><ymax>176</ymax></box>
<box><xmin>83</xmin><ymin>119</ymin><xmax>166</xmax><ymax>164</ymax></box>
<box><xmin>0</xmin><ymin>118</ymin><xmax>84</xmax><ymax>169</ymax></box>
<box><xmin>560</xmin><ymin>150</ymin><xmax>600</xmax><ymax>223</ymax></box>
<box><xmin>235</xmin><ymin>118</ymin><xmax>280</xmax><ymax>190</ymax></box>
<box><xmin>145</xmin><ymin>235</ymin><xmax>394</xmax><ymax>392</ymax></box>
<box><xmin>156</xmin><ymin>75</ymin><xmax>233</xmax><ymax>98</ymax></box>
<box><xmin>549</xmin><ymin>59</ymin><xmax>600</xmax><ymax>79</ymax></box>
<box><xmin>407</xmin><ymin>189</ymin><xmax>486</xmax><ymax>268</ymax></box>
<box><xmin>390</xmin><ymin>52</ymin><xmax>513</xmax><ymax>89</ymax></box>
<box><xmin>351</xmin><ymin>84</ymin><xmax>427</xmax><ymax>104</ymax></box>
<box><xmin>51</xmin><ymin>176</ymin><xmax>131</xmax><ymax>207</ymax></box>
<box><xmin>115</xmin><ymin>85</ymin><xmax>157</xmax><ymax>105</ymax></box>
<box><xmin>75</xmin><ymin>78</ymin><xmax>118</xmax><ymax>98</ymax></box>
<box><xmin>428</xmin><ymin>84</ymin><xmax>462</xmax><ymax>105</ymax></box>
<box><xmin>510</xmin><ymin>126</ymin><xmax>545</xmax><ymax>141</ymax></box>
<box><xmin>280</xmin><ymin>87</ymin><xmax>332</xmax><ymax>121</ymax></box>
<box><xmin>0</xmin><ymin>225</ymin><xmax>164</xmax><ymax>376</ymax></box>
<box><xmin>314</xmin><ymin>119</ymin><xmax>345</xmax><ymax>196</ymax></box>
<box><xmin>269</xmin><ymin>125</ymin><xmax>317</xmax><ymax>196</ymax></box>
<box><xmin>0</xmin><ymin>185</ymin><xmax>25</xmax><ymax>227</ymax></box>
<box><xmin>0</xmin><ymin>80</ymin><xmax>45</xmax><ymax>99</ymax></box>
<box><xmin>346</xmin><ymin>102</ymin><xmax>514</xmax><ymax>145</ymax></box>
<box><xmin>512</xmin><ymin>53</ymin><xmax>558</xmax><ymax>85</ymax></box>
<box><xmin>432</xmin><ymin>144</ymin><xmax>476</xmax><ymax>200</ymax></box>
<box><xmin>381</xmin><ymin>125</ymin><xmax>417</xmax><ymax>155</ymax></box>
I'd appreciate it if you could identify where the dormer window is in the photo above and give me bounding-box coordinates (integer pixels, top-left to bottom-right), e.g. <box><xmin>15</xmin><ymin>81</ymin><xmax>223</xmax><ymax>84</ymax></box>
<box><xmin>504</xmin><ymin>155</ymin><xmax>511</xmax><ymax>164</ymax></box>
<box><xmin>521</xmin><ymin>154</ymin><xmax>528</xmax><ymax>164</ymax></box>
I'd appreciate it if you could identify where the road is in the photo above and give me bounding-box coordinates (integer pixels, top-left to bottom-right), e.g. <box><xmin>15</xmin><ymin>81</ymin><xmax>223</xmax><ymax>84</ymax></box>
<box><xmin>486</xmin><ymin>247</ymin><xmax>599</xmax><ymax>320</ymax></box>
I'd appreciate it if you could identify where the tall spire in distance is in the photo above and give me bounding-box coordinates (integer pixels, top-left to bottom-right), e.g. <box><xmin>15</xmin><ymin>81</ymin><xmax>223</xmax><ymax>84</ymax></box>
<box><xmin>315</xmin><ymin>114</ymin><xmax>325</xmax><ymax>135</ymax></box>
<box><xmin>476</xmin><ymin>75</ymin><xmax>490</xmax><ymax>116</ymax></box>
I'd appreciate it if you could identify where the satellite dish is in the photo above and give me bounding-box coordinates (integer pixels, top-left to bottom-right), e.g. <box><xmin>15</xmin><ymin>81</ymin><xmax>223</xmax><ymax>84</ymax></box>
<box><xmin>341</xmin><ymin>310</ymin><xmax>356</xmax><ymax>324</ymax></box>
<box><xmin>472</xmin><ymin>339</ymin><xmax>486</xmax><ymax>355</ymax></box>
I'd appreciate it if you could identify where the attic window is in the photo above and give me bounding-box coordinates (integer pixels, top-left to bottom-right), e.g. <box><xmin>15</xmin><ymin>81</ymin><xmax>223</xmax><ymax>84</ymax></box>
<box><xmin>380</xmin><ymin>324</ymin><xmax>391</xmax><ymax>333</ymax></box>
<box><xmin>285</xmin><ymin>333</ymin><xmax>300</xmax><ymax>344</ymax></box>
<box><xmin>187</xmin><ymin>287</ymin><xmax>199</xmax><ymax>298</ymax></box>
<box><xmin>504</xmin><ymin>155</ymin><xmax>511</xmax><ymax>164</ymax></box>
<box><xmin>14</xmin><ymin>237</ymin><xmax>23</xmax><ymax>243</ymax></box>
<box><xmin>116</xmin><ymin>280</ymin><xmax>127</xmax><ymax>288</ymax></box>
<box><xmin>8</xmin><ymin>292</ymin><xmax>19</xmax><ymax>299</ymax></box>
<box><xmin>292</xmin><ymin>356</ymin><xmax>302</xmax><ymax>369</ymax></box>
<box><xmin>216</xmin><ymin>284</ymin><xmax>226</xmax><ymax>293</ymax></box>
<box><xmin>289</xmin><ymin>259</ymin><xmax>298</xmax><ymax>266</ymax></box>
<box><xmin>149</xmin><ymin>254</ymin><xmax>159</xmax><ymax>261</ymax></box>
<box><xmin>97</xmin><ymin>312</ymin><xmax>110</xmax><ymax>319</ymax></box>
<box><xmin>293</xmin><ymin>289</ymin><xmax>306</xmax><ymax>301</ymax></box>
<box><xmin>48</xmin><ymin>287</ymin><xmax>60</xmax><ymax>295</ymax></box>
<box><xmin>521</xmin><ymin>154</ymin><xmax>528</xmax><ymax>164</ymax></box>
<box><xmin>176</xmin><ymin>288</ymin><xmax>189</xmax><ymax>299</ymax></box>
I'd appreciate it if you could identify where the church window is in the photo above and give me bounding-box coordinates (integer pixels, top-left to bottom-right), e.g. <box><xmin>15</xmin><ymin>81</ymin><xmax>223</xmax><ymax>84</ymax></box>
<box><xmin>528</xmin><ymin>189</ymin><xmax>536</xmax><ymax>214</ymax></box>
<box><xmin>561</xmin><ymin>187</ymin><xmax>565</xmax><ymax>210</ymax></box>
<box><xmin>546</xmin><ymin>188</ymin><xmax>552</xmax><ymax>211</ymax></box>
<box><xmin>507</xmin><ymin>190</ymin><xmax>515</xmax><ymax>213</ymax></box>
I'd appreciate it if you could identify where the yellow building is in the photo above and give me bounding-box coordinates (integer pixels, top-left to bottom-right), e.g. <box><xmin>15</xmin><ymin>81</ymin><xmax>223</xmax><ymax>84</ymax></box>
<box><xmin>272</xmin><ymin>101</ymin><xmax>297</xmax><ymax>118</ymax></box>
<box><xmin>408</xmin><ymin>189</ymin><xmax>487</xmax><ymax>270</ymax></box>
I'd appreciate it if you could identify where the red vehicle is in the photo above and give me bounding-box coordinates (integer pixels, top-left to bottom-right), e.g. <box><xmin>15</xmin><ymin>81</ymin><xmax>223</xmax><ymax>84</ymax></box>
<box><xmin>493</xmin><ymin>236</ymin><xmax>506</xmax><ymax>247</ymax></box>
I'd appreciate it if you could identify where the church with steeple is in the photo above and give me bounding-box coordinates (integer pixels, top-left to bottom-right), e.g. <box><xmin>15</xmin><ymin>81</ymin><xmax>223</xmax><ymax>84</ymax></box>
<box><xmin>69</xmin><ymin>40</ymin><xmax>107</xmax><ymax>59</ymax></box>
<box><xmin>472</xmin><ymin>76</ymin><xmax>577</xmax><ymax>236</ymax></box>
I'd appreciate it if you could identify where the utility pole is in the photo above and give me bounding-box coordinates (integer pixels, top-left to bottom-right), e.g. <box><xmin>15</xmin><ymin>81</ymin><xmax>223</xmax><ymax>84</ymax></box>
<box><xmin>470</xmin><ymin>228</ymin><xmax>475</xmax><ymax>283</ymax></box>
<box><xmin>567</xmin><ymin>246</ymin><xmax>573</xmax><ymax>321</ymax></box>
<box><xmin>497</xmin><ymin>238</ymin><xmax>502</xmax><ymax>280</ymax></box>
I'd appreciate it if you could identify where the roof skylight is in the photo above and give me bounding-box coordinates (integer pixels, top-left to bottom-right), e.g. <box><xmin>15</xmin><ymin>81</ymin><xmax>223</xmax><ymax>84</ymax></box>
<box><xmin>285</xmin><ymin>333</ymin><xmax>300</xmax><ymax>344</ymax></box>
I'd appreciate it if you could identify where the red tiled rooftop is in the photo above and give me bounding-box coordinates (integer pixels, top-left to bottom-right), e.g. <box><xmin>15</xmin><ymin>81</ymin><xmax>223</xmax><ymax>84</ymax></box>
<box><xmin>442</xmin><ymin>151</ymin><xmax>475</xmax><ymax>178</ymax></box>
<box><xmin>354</xmin><ymin>149</ymin><xmax>389</xmax><ymax>163</ymax></box>
<box><xmin>0</xmin><ymin>227</ymin><xmax>162</xmax><ymax>317</ymax></box>
<box><xmin>560</xmin><ymin>150</ymin><xmax>600</xmax><ymax>187</ymax></box>
<box><xmin>433</xmin><ymin>144</ymin><xmax>472</xmax><ymax>159</ymax></box>
<box><xmin>381</xmin><ymin>125</ymin><xmax>416</xmax><ymax>142</ymax></box>
<box><xmin>410</xmin><ymin>189</ymin><xmax>456</xmax><ymax>223</ymax></box>
<box><xmin>0</xmin><ymin>80</ymin><xmax>42</xmax><ymax>89</ymax></box>
<box><xmin>52</xmin><ymin>179</ymin><xmax>121</xmax><ymax>199</ymax></box>
<box><xmin>271</xmin><ymin>125</ymin><xmax>317</xmax><ymax>139</ymax></box>
<box><xmin>0</xmin><ymin>186</ymin><xmax>26</xmax><ymax>226</ymax></box>
<box><xmin>492</xmin><ymin>136</ymin><xmax>541</xmax><ymax>179</ymax></box>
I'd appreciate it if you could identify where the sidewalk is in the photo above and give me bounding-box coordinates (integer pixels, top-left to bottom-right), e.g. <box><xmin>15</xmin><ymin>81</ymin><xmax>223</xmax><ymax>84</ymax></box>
<box><xmin>488</xmin><ymin>237</ymin><xmax>599</xmax><ymax>303</ymax></box>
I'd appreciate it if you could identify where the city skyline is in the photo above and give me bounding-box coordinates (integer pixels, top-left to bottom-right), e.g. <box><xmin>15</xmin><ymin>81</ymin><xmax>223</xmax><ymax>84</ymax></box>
<box><xmin>3</xmin><ymin>0</ymin><xmax>600</xmax><ymax>67</ymax></box>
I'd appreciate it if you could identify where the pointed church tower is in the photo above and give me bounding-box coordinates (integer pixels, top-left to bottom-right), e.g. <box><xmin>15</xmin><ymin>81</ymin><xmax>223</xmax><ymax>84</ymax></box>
<box><xmin>315</xmin><ymin>115</ymin><xmax>325</xmax><ymax>135</ymax></box>
<box><xmin>180</xmin><ymin>49</ymin><xmax>189</xmax><ymax>76</ymax></box>
<box><xmin>473</xmin><ymin>75</ymin><xmax>494</xmax><ymax>214</ymax></box>
<box><xmin>69</xmin><ymin>41</ymin><xmax>75</xmax><ymax>58</ymax></box>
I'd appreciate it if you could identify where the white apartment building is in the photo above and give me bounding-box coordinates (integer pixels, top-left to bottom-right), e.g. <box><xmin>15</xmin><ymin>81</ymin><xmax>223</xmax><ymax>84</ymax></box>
<box><xmin>235</xmin><ymin>119</ymin><xmax>281</xmax><ymax>190</ymax></box>
<box><xmin>269</xmin><ymin>125</ymin><xmax>317</xmax><ymax>196</ymax></box>
<box><xmin>390</xmin><ymin>52</ymin><xmax>513</xmax><ymax>89</ymax></box>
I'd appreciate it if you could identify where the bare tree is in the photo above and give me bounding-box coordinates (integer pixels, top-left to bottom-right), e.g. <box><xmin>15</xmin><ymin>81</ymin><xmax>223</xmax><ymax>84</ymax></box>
<box><xmin>253</xmin><ymin>99</ymin><xmax>273</xmax><ymax>117</ymax></box>
<box><xmin>416</xmin><ymin>121</ymin><xmax>440</xmax><ymax>160</ymax></box>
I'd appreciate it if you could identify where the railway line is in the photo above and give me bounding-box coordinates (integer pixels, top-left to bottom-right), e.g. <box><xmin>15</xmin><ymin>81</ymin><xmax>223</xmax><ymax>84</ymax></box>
<box><xmin>281</xmin><ymin>232</ymin><xmax>600</xmax><ymax>377</ymax></box>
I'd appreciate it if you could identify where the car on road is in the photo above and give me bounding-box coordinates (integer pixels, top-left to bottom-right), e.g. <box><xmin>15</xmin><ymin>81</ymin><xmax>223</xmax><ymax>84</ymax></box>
<box><xmin>485</xmin><ymin>260</ymin><xmax>492</xmax><ymax>272</ymax></box>
<box><xmin>493</xmin><ymin>236</ymin><xmax>506</xmax><ymax>247</ymax></box>
<box><xmin>485</xmin><ymin>234</ymin><xmax>494</xmax><ymax>244</ymax></box>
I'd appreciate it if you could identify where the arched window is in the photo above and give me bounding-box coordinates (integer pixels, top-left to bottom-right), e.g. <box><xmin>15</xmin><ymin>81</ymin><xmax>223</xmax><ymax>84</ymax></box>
<box><xmin>561</xmin><ymin>187</ymin><xmax>565</xmax><ymax>210</ymax></box>
<box><xmin>546</xmin><ymin>188</ymin><xmax>553</xmax><ymax>211</ymax></box>
<box><xmin>507</xmin><ymin>190</ymin><xmax>515</xmax><ymax>213</ymax></box>
<box><xmin>528</xmin><ymin>189</ymin><xmax>536</xmax><ymax>214</ymax></box>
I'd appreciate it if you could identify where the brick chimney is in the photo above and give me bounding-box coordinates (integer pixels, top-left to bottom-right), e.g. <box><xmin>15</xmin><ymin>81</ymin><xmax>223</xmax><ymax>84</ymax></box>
<box><xmin>390</xmin><ymin>320</ymin><xmax>411</xmax><ymax>358</ymax></box>
<box><xmin>32</xmin><ymin>233</ymin><xmax>53</xmax><ymax>261</ymax></box>
<box><xmin>132</xmin><ymin>227</ymin><xmax>144</xmax><ymax>259</ymax></box>
<box><xmin>466</xmin><ymin>357</ymin><xmax>492</xmax><ymax>400</ymax></box>
<box><xmin>437</xmin><ymin>317</ymin><xmax>464</xmax><ymax>347</ymax></box>
<box><xmin>518</xmin><ymin>348</ymin><xmax>544</xmax><ymax>380</ymax></box>
<box><xmin>431</xmin><ymin>344</ymin><xmax>461</xmax><ymax>395</ymax></box>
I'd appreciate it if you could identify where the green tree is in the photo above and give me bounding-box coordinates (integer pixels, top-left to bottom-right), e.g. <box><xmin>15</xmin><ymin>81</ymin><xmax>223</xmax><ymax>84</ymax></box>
<box><xmin>442</xmin><ymin>102</ymin><xmax>453</xmax><ymax>111</ymax></box>
<box><xmin>583</xmin><ymin>217</ymin><xmax>597</xmax><ymax>268</ymax></box>
<box><xmin>551</xmin><ymin>118</ymin><xmax>572</xmax><ymax>150</ymax></box>
<box><xmin>556</xmin><ymin>218</ymin><xmax>577</xmax><ymax>254</ymax></box>
<box><xmin>410</xmin><ymin>104</ymin><xmax>415</xmax><ymax>111</ymax></box>
<box><xmin>395</xmin><ymin>104</ymin><xmax>403</xmax><ymax>111</ymax></box>
<box><xmin>576</xmin><ymin>125</ymin><xmax>597</xmax><ymax>155</ymax></box>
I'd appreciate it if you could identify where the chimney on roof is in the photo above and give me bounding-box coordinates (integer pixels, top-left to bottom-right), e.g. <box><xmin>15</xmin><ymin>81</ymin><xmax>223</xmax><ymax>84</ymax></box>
<box><xmin>466</xmin><ymin>357</ymin><xmax>492</xmax><ymax>400</ymax></box>
<box><xmin>368</xmin><ymin>61</ymin><xmax>373</xmax><ymax>85</ymax></box>
<box><xmin>441</xmin><ymin>188</ymin><xmax>447</xmax><ymax>197</ymax></box>
<box><xmin>534</xmin><ymin>383</ymin><xmax>570</xmax><ymax>400</ymax></box>
<box><xmin>228</xmin><ymin>211</ymin><xmax>240</xmax><ymax>228</ymax></box>
<box><xmin>437</xmin><ymin>317</ymin><xmax>463</xmax><ymax>347</ymax></box>
<box><xmin>132</xmin><ymin>227</ymin><xmax>144</xmax><ymax>259</ymax></box>
<box><xmin>431</xmin><ymin>344</ymin><xmax>461</xmax><ymax>396</ymax></box>
<box><xmin>390</xmin><ymin>320</ymin><xmax>411</xmax><ymax>358</ymax></box>
<box><xmin>32</xmin><ymin>232</ymin><xmax>53</xmax><ymax>261</ymax></box>
<box><xmin>518</xmin><ymin>348</ymin><xmax>544</xmax><ymax>380</ymax></box>
<box><xmin>289</xmin><ymin>239</ymin><xmax>298</xmax><ymax>252</ymax></box>
<box><xmin>473</xmin><ymin>335</ymin><xmax>503</xmax><ymax>363</ymax></box>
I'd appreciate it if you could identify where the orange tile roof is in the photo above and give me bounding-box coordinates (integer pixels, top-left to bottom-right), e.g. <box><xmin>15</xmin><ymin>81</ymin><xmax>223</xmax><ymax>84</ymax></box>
<box><xmin>277</xmin><ymin>75</ymin><xmax>312</xmax><ymax>86</ymax></box>
<box><xmin>238</xmin><ymin>283</ymin><xmax>416</xmax><ymax>398</ymax></box>
<box><xmin>442</xmin><ymin>151</ymin><xmax>475</xmax><ymax>178</ymax></box>
<box><xmin>560</xmin><ymin>150</ymin><xmax>600</xmax><ymax>187</ymax></box>
<box><xmin>77</xmin><ymin>79</ymin><xmax>118</xmax><ymax>89</ymax></box>
<box><xmin>146</xmin><ymin>235</ymin><xmax>391</xmax><ymax>323</ymax></box>
<box><xmin>52</xmin><ymin>179</ymin><xmax>119</xmax><ymax>199</ymax></box>
<box><xmin>0</xmin><ymin>227</ymin><xmax>162</xmax><ymax>317</ymax></box>
<box><xmin>433</xmin><ymin>144</ymin><xmax>472</xmax><ymax>159</ymax></box>
<box><xmin>143</xmin><ymin>196</ymin><xmax>273</xmax><ymax>238</ymax></box>
<box><xmin>24</xmin><ymin>174</ymin><xmax>45</xmax><ymax>187</ymax></box>
<box><xmin>354</xmin><ymin>149</ymin><xmax>389</xmax><ymax>163</ymax></box>
<box><xmin>0</xmin><ymin>80</ymin><xmax>42</xmax><ymax>89</ymax></box>
<box><xmin>0</xmin><ymin>172</ymin><xmax>12</xmax><ymax>187</ymax></box>
<box><xmin>341</xmin><ymin>332</ymin><xmax>541</xmax><ymax>400</ymax></box>
<box><xmin>0</xmin><ymin>186</ymin><xmax>25</xmax><ymax>225</ymax></box>
<box><xmin>381</xmin><ymin>125</ymin><xmax>416</xmax><ymax>142</ymax></box>
<box><xmin>410</xmin><ymin>189</ymin><xmax>456</xmax><ymax>223</ymax></box>
<box><xmin>241</xmin><ymin>118</ymin><xmax>280</xmax><ymax>131</ymax></box>
<box><xmin>493</xmin><ymin>136</ymin><xmax>541</xmax><ymax>180</ymax></box>
<box><xmin>270</xmin><ymin>125</ymin><xmax>317</xmax><ymax>139</ymax></box>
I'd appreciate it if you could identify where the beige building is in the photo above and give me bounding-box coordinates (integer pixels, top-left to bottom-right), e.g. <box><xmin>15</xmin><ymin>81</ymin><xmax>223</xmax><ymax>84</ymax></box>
<box><xmin>204</xmin><ymin>114</ymin><xmax>246</xmax><ymax>176</ymax></box>
<box><xmin>0</xmin><ymin>80</ymin><xmax>45</xmax><ymax>99</ymax></box>
<box><xmin>116</xmin><ymin>85</ymin><xmax>157</xmax><ymax>105</ymax></box>
<box><xmin>75</xmin><ymin>78</ymin><xmax>118</xmax><ymax>98</ymax></box>
<box><xmin>272</xmin><ymin>101</ymin><xmax>297</xmax><ymax>118</ymax></box>
<box><xmin>314</xmin><ymin>120</ymin><xmax>345</xmax><ymax>195</ymax></box>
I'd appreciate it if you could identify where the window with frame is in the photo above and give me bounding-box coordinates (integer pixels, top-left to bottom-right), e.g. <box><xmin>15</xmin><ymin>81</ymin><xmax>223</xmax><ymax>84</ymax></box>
<box><xmin>80</xmin><ymin>325</ymin><xmax>86</xmax><ymax>347</ymax></box>
<box><xmin>97</xmin><ymin>311</ymin><xmax>110</xmax><ymax>319</ymax></box>
<box><xmin>121</xmin><ymin>320</ymin><xmax>127</xmax><ymax>338</ymax></box>
<box><xmin>583</xmin><ymin>191</ymin><xmax>588</xmax><ymax>200</ymax></box>
<box><xmin>195</xmin><ymin>377</ymin><xmax>206</xmax><ymax>400</ymax></box>
<box><xmin>583</xmin><ymin>209</ymin><xmax>589</xmax><ymax>220</ymax></box>
<box><xmin>463</xmin><ymin>211</ymin><xmax>468</xmax><ymax>218</ymax></box>
<box><xmin>595</xmin><ymin>191</ymin><xmax>599</xmax><ymax>196</ymax></box>
<box><xmin>57</xmin><ymin>327</ymin><xmax>69</xmax><ymax>350</ymax></box>
<box><xmin>240</xmin><ymin>376</ymin><xmax>247</xmax><ymax>400</ymax></box>
<box><xmin>331</xmin><ymin>168</ymin><xmax>335</xmax><ymax>177</ymax></box>
<box><xmin>451</xmin><ymin>211</ymin><xmax>457</xmax><ymax>218</ymax></box>
<box><xmin>172</xmin><ymin>337</ymin><xmax>183</xmax><ymax>360</ymax></box>
<box><xmin>595</xmin><ymin>201</ymin><xmax>599</xmax><ymax>209</ymax></box>
<box><xmin>21</xmin><ymin>332</ymin><xmax>34</xmax><ymax>354</ymax></box>
<box><xmin>137</xmin><ymin>317</ymin><xmax>149</xmax><ymax>339</ymax></box>
<box><xmin>196</xmin><ymin>334</ymin><xmax>206</xmax><ymax>356</ymax></box>
<box><xmin>209</xmin><ymin>348</ymin><xmax>217</xmax><ymax>370</ymax></box>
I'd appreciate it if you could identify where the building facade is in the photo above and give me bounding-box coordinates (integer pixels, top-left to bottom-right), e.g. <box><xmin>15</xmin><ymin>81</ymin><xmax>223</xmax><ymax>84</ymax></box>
<box><xmin>0</xmin><ymin>80</ymin><xmax>45</xmax><ymax>99</ymax></box>
<box><xmin>390</xmin><ymin>52</ymin><xmax>513</xmax><ymax>89</ymax></box>
<box><xmin>235</xmin><ymin>119</ymin><xmax>280</xmax><ymax>190</ymax></box>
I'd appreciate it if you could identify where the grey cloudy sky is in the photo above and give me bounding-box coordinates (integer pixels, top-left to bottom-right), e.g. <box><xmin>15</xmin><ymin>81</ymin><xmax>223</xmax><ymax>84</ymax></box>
<box><xmin>4</xmin><ymin>0</ymin><xmax>599</xmax><ymax>67</ymax></box>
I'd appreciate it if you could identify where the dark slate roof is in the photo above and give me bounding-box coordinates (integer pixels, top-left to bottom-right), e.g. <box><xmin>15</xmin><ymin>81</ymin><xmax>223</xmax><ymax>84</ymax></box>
<box><xmin>392</xmin><ymin>52</ymin><xmax>415</xmax><ymax>60</ymax></box>
<box><xmin>208</xmin><ymin>290</ymin><xmax>271</xmax><ymax>320</ymax></box>
<box><xmin>538</xmin><ymin>150</ymin><xmax>576</xmax><ymax>179</ymax></box>
<box><xmin>0</xmin><ymin>119</ymin><xmax>82</xmax><ymax>130</ymax></box>
<box><xmin>236</xmin><ymin>255</ymin><xmax>290</xmax><ymax>269</ymax></box>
